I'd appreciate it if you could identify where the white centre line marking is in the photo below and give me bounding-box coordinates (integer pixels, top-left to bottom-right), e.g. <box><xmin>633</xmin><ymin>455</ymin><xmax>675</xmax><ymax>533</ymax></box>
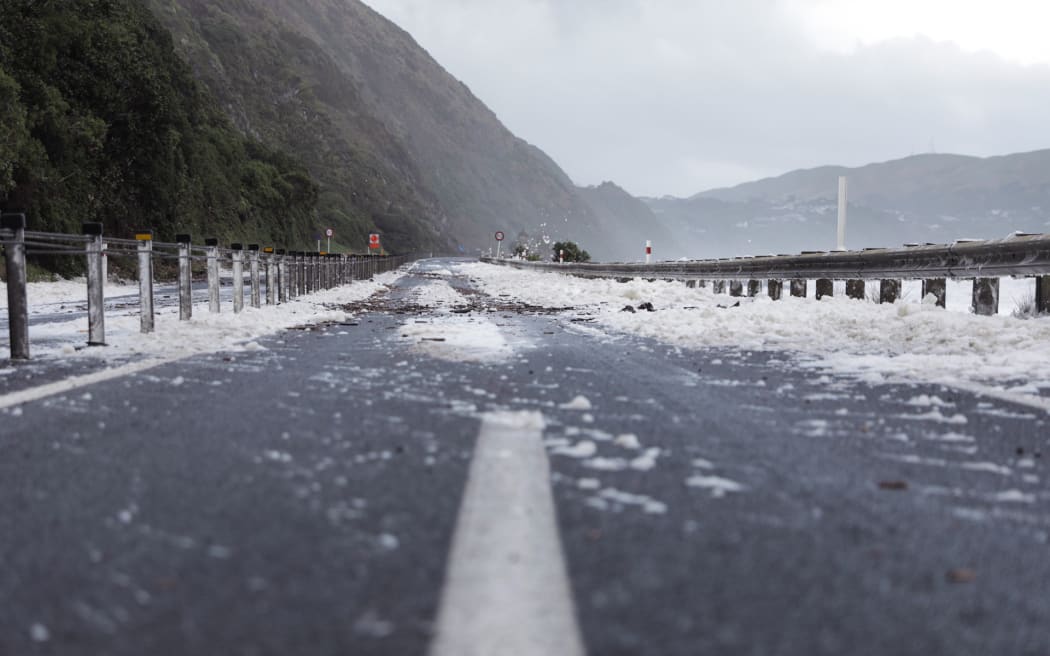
<box><xmin>429</xmin><ymin>411</ymin><xmax>586</xmax><ymax>656</ymax></box>
<box><xmin>0</xmin><ymin>357</ymin><xmax>182</xmax><ymax>410</ymax></box>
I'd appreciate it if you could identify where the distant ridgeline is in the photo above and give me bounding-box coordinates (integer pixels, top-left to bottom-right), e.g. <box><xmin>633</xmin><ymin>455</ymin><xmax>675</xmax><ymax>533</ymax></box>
<box><xmin>0</xmin><ymin>0</ymin><xmax>321</xmax><ymax>259</ymax></box>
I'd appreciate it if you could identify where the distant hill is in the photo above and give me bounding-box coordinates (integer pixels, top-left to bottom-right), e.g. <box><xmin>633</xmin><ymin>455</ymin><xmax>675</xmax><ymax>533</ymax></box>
<box><xmin>577</xmin><ymin>182</ymin><xmax>678</xmax><ymax>261</ymax></box>
<box><xmin>647</xmin><ymin>151</ymin><xmax>1050</xmax><ymax>258</ymax></box>
<box><xmin>148</xmin><ymin>0</ymin><xmax>610</xmax><ymax>256</ymax></box>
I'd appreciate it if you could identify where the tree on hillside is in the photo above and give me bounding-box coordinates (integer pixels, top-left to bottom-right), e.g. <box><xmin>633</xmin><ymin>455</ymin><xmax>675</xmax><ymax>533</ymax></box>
<box><xmin>551</xmin><ymin>241</ymin><xmax>591</xmax><ymax>263</ymax></box>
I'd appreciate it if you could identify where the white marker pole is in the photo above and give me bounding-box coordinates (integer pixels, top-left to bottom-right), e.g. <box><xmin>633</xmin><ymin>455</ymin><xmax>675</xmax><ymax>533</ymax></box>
<box><xmin>496</xmin><ymin>240</ymin><xmax>502</xmax><ymax>259</ymax></box>
<box><xmin>837</xmin><ymin>176</ymin><xmax>848</xmax><ymax>251</ymax></box>
<box><xmin>645</xmin><ymin>240</ymin><xmax>652</xmax><ymax>265</ymax></box>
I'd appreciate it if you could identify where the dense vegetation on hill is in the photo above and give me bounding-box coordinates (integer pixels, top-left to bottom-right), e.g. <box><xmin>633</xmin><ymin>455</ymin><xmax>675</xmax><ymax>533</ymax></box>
<box><xmin>146</xmin><ymin>0</ymin><xmax>448</xmax><ymax>254</ymax></box>
<box><xmin>147</xmin><ymin>0</ymin><xmax>607</xmax><ymax>256</ymax></box>
<box><xmin>0</xmin><ymin>0</ymin><xmax>319</xmax><ymax>252</ymax></box>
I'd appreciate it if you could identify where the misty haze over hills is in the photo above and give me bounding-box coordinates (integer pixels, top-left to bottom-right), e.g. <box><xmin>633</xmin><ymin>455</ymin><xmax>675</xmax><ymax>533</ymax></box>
<box><xmin>643</xmin><ymin>150</ymin><xmax>1050</xmax><ymax>259</ymax></box>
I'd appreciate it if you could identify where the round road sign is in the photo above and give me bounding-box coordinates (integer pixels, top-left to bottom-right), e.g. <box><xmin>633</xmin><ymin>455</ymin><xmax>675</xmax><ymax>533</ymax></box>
<box><xmin>495</xmin><ymin>231</ymin><xmax>505</xmax><ymax>242</ymax></box>
<box><xmin>325</xmin><ymin>228</ymin><xmax>334</xmax><ymax>237</ymax></box>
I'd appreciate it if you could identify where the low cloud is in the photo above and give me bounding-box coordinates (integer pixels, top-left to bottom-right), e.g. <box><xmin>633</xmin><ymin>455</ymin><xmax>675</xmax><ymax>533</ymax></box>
<box><xmin>364</xmin><ymin>0</ymin><xmax>1050</xmax><ymax>196</ymax></box>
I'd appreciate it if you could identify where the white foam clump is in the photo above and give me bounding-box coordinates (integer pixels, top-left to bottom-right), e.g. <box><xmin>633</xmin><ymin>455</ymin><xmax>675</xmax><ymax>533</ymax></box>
<box><xmin>899</xmin><ymin>409</ymin><xmax>969</xmax><ymax>425</ymax></box>
<box><xmin>906</xmin><ymin>395</ymin><xmax>954</xmax><ymax>407</ymax></box>
<box><xmin>614</xmin><ymin>434</ymin><xmax>641</xmax><ymax>450</ymax></box>
<box><xmin>402</xmin><ymin>315</ymin><xmax>521</xmax><ymax>363</ymax></box>
<box><xmin>559</xmin><ymin>395</ymin><xmax>593</xmax><ymax>411</ymax></box>
<box><xmin>452</xmin><ymin>262</ymin><xmax>1050</xmax><ymax>395</ymax></box>
<box><xmin>6</xmin><ymin>272</ymin><xmax>405</xmax><ymax>361</ymax></box>
<box><xmin>629</xmin><ymin>448</ymin><xmax>661</xmax><ymax>471</ymax></box>
<box><xmin>686</xmin><ymin>475</ymin><xmax>746</xmax><ymax>497</ymax></box>
<box><xmin>551</xmin><ymin>440</ymin><xmax>597</xmax><ymax>458</ymax></box>
<box><xmin>593</xmin><ymin>488</ymin><xmax>667</xmax><ymax>514</ymax></box>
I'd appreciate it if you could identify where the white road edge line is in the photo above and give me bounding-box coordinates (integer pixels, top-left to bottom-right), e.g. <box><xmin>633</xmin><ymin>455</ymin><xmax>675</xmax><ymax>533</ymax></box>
<box><xmin>0</xmin><ymin>357</ymin><xmax>184</xmax><ymax>410</ymax></box>
<box><xmin>429</xmin><ymin>411</ymin><xmax>586</xmax><ymax>656</ymax></box>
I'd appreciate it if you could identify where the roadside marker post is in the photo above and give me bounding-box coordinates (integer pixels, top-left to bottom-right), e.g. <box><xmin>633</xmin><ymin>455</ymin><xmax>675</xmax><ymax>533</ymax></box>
<box><xmin>646</xmin><ymin>240</ymin><xmax>652</xmax><ymax>265</ymax></box>
<box><xmin>83</xmin><ymin>222</ymin><xmax>106</xmax><ymax>346</ymax></box>
<box><xmin>231</xmin><ymin>243</ymin><xmax>244</xmax><ymax>313</ymax></box>
<box><xmin>176</xmin><ymin>234</ymin><xmax>193</xmax><ymax>321</ymax></box>
<box><xmin>249</xmin><ymin>244</ymin><xmax>261</xmax><ymax>308</ymax></box>
<box><xmin>263</xmin><ymin>247</ymin><xmax>276</xmax><ymax>305</ymax></box>
<box><xmin>837</xmin><ymin>176</ymin><xmax>848</xmax><ymax>251</ymax></box>
<box><xmin>136</xmin><ymin>231</ymin><xmax>155</xmax><ymax>333</ymax></box>
<box><xmin>276</xmin><ymin>249</ymin><xmax>287</xmax><ymax>303</ymax></box>
<box><xmin>206</xmin><ymin>238</ymin><xmax>220</xmax><ymax>314</ymax></box>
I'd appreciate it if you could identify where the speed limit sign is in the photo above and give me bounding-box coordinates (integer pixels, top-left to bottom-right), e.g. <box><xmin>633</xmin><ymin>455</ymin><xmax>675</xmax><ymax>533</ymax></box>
<box><xmin>325</xmin><ymin>228</ymin><xmax>334</xmax><ymax>237</ymax></box>
<box><xmin>495</xmin><ymin>231</ymin><xmax>505</xmax><ymax>241</ymax></box>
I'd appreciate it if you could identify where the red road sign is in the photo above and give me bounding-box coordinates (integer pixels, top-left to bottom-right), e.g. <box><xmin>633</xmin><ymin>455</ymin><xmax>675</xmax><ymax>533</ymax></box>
<box><xmin>495</xmin><ymin>231</ymin><xmax>505</xmax><ymax>242</ymax></box>
<box><xmin>369</xmin><ymin>233</ymin><xmax>381</xmax><ymax>249</ymax></box>
<box><xmin>325</xmin><ymin>228</ymin><xmax>334</xmax><ymax>237</ymax></box>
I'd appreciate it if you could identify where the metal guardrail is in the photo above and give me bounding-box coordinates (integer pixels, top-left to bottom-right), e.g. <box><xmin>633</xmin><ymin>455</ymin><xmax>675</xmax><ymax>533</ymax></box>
<box><xmin>2</xmin><ymin>214</ymin><xmax>416</xmax><ymax>360</ymax></box>
<box><xmin>482</xmin><ymin>233</ymin><xmax>1050</xmax><ymax>316</ymax></box>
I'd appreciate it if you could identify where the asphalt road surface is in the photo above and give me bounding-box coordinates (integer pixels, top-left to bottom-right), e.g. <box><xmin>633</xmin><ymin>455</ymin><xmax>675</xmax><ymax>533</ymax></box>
<box><xmin>2</xmin><ymin>259</ymin><xmax>1048</xmax><ymax>655</ymax></box>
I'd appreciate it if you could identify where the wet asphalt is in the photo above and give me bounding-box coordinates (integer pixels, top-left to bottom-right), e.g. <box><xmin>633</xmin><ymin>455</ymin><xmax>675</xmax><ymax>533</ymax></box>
<box><xmin>1</xmin><ymin>259</ymin><xmax>1048</xmax><ymax>656</ymax></box>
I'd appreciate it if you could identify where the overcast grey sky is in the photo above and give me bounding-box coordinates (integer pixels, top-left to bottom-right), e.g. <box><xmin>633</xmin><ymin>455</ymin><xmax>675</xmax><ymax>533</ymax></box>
<box><xmin>364</xmin><ymin>0</ymin><xmax>1050</xmax><ymax>197</ymax></box>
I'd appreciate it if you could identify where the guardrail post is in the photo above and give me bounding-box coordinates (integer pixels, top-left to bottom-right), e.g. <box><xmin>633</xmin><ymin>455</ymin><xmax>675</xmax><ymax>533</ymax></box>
<box><xmin>264</xmin><ymin>247</ymin><xmax>276</xmax><ymax>305</ymax></box>
<box><xmin>768</xmin><ymin>280</ymin><xmax>783</xmax><ymax>300</ymax></box>
<box><xmin>2</xmin><ymin>213</ymin><xmax>29</xmax><ymax>359</ymax></box>
<box><xmin>206</xmin><ymin>238</ymin><xmax>220</xmax><ymax>314</ymax></box>
<box><xmin>249</xmin><ymin>244</ymin><xmax>261</xmax><ymax>308</ymax></box>
<box><xmin>295</xmin><ymin>252</ymin><xmax>303</xmax><ymax>297</ymax></box>
<box><xmin>880</xmin><ymin>279</ymin><xmax>902</xmax><ymax>304</ymax></box>
<box><xmin>685</xmin><ymin>280</ymin><xmax>696</xmax><ymax>289</ymax></box>
<box><xmin>729</xmin><ymin>281</ymin><xmax>743</xmax><ymax>297</ymax></box>
<box><xmin>176</xmin><ymin>234</ymin><xmax>192</xmax><ymax>321</ymax></box>
<box><xmin>747</xmin><ymin>280</ymin><xmax>760</xmax><ymax>297</ymax></box>
<box><xmin>698</xmin><ymin>280</ymin><xmax>707</xmax><ymax>289</ymax></box>
<box><xmin>1037</xmin><ymin>276</ymin><xmax>1050</xmax><ymax>314</ymax></box>
<box><xmin>286</xmin><ymin>252</ymin><xmax>295</xmax><ymax>299</ymax></box>
<box><xmin>277</xmin><ymin>250</ymin><xmax>287</xmax><ymax>303</ymax></box>
<box><xmin>816</xmin><ymin>279</ymin><xmax>833</xmax><ymax>300</ymax></box>
<box><xmin>231</xmin><ymin>243</ymin><xmax>244</xmax><ymax>314</ymax></box>
<box><xmin>82</xmin><ymin>223</ymin><xmax>107</xmax><ymax>346</ymax></box>
<box><xmin>846</xmin><ymin>280</ymin><xmax>865</xmax><ymax>300</ymax></box>
<box><xmin>790</xmin><ymin>280</ymin><xmax>807</xmax><ymax>298</ymax></box>
<box><xmin>136</xmin><ymin>231</ymin><xmax>154</xmax><ymax>333</ymax></box>
<box><xmin>922</xmin><ymin>279</ymin><xmax>947</xmax><ymax>308</ymax></box>
<box><xmin>972</xmin><ymin>278</ymin><xmax>999</xmax><ymax>316</ymax></box>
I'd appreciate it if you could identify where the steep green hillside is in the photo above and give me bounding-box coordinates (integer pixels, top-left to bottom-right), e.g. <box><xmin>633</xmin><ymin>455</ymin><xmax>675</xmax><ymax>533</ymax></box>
<box><xmin>0</xmin><ymin>0</ymin><xmax>319</xmax><ymax>252</ymax></box>
<box><xmin>147</xmin><ymin>0</ymin><xmax>447</xmax><ymax>254</ymax></box>
<box><xmin>148</xmin><ymin>0</ymin><xmax>607</xmax><ymax>256</ymax></box>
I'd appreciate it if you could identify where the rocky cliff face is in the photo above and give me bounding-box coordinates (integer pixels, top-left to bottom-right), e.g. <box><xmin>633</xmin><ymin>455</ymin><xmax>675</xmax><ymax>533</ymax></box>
<box><xmin>148</xmin><ymin>0</ymin><xmax>608</xmax><ymax>256</ymax></box>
